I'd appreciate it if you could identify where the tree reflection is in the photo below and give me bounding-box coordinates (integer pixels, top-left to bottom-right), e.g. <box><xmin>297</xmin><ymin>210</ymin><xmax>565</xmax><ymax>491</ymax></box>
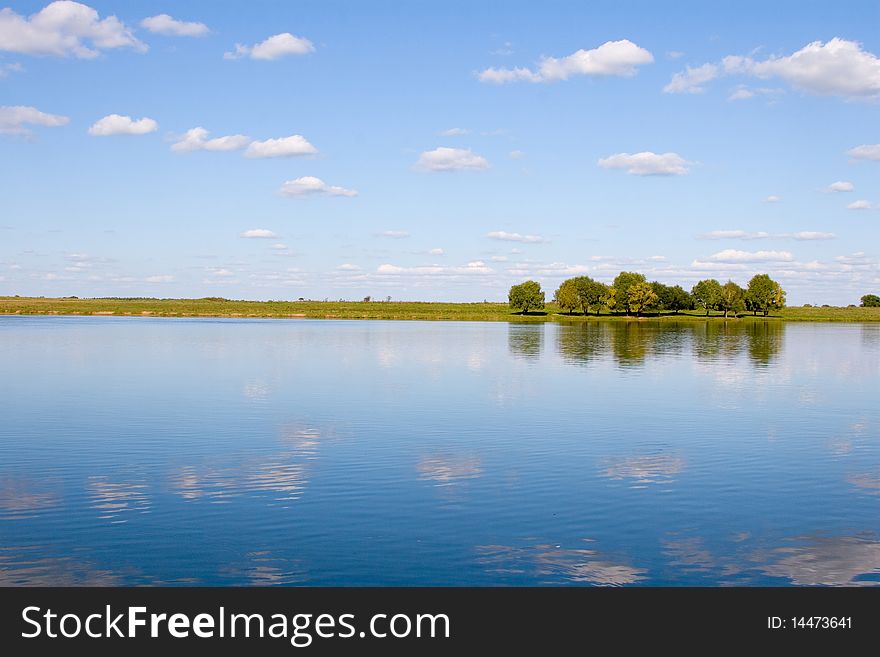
<box><xmin>745</xmin><ymin>321</ymin><xmax>784</xmax><ymax>367</ymax></box>
<box><xmin>507</xmin><ymin>322</ymin><xmax>544</xmax><ymax>361</ymax></box>
<box><xmin>555</xmin><ymin>322</ymin><xmax>609</xmax><ymax>365</ymax></box>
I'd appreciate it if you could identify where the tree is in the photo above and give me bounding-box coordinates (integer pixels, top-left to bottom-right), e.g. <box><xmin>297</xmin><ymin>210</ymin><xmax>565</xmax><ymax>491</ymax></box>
<box><xmin>650</xmin><ymin>281</ymin><xmax>673</xmax><ymax>309</ymax></box>
<box><xmin>667</xmin><ymin>285</ymin><xmax>694</xmax><ymax>314</ymax></box>
<box><xmin>746</xmin><ymin>274</ymin><xmax>786</xmax><ymax>316</ymax></box>
<box><xmin>508</xmin><ymin>280</ymin><xmax>545</xmax><ymax>314</ymax></box>
<box><xmin>627</xmin><ymin>282</ymin><xmax>659</xmax><ymax>316</ymax></box>
<box><xmin>612</xmin><ymin>271</ymin><xmax>647</xmax><ymax>315</ymax></box>
<box><xmin>861</xmin><ymin>294</ymin><xmax>880</xmax><ymax>307</ymax></box>
<box><xmin>553</xmin><ymin>279</ymin><xmax>579</xmax><ymax>314</ymax></box>
<box><xmin>718</xmin><ymin>280</ymin><xmax>745</xmax><ymax>318</ymax></box>
<box><xmin>692</xmin><ymin>279</ymin><xmax>722</xmax><ymax>316</ymax></box>
<box><xmin>571</xmin><ymin>276</ymin><xmax>608</xmax><ymax>315</ymax></box>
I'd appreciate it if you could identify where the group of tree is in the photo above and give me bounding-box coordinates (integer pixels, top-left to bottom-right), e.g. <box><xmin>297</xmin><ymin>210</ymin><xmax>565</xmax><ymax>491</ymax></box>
<box><xmin>862</xmin><ymin>294</ymin><xmax>880</xmax><ymax>308</ymax></box>
<box><xmin>509</xmin><ymin>272</ymin><xmax>786</xmax><ymax>317</ymax></box>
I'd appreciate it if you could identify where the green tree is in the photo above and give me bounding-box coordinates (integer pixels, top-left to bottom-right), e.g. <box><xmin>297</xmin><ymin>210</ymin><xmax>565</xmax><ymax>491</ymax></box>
<box><xmin>666</xmin><ymin>285</ymin><xmax>694</xmax><ymax>314</ymax></box>
<box><xmin>627</xmin><ymin>282</ymin><xmax>659</xmax><ymax>316</ymax></box>
<box><xmin>612</xmin><ymin>271</ymin><xmax>647</xmax><ymax>315</ymax></box>
<box><xmin>861</xmin><ymin>294</ymin><xmax>880</xmax><ymax>307</ymax></box>
<box><xmin>650</xmin><ymin>281</ymin><xmax>673</xmax><ymax>309</ymax></box>
<box><xmin>746</xmin><ymin>274</ymin><xmax>786</xmax><ymax>316</ymax></box>
<box><xmin>508</xmin><ymin>280</ymin><xmax>545</xmax><ymax>314</ymax></box>
<box><xmin>553</xmin><ymin>279</ymin><xmax>579</xmax><ymax>314</ymax></box>
<box><xmin>692</xmin><ymin>279</ymin><xmax>722</xmax><ymax>315</ymax></box>
<box><xmin>571</xmin><ymin>276</ymin><xmax>608</xmax><ymax>315</ymax></box>
<box><xmin>718</xmin><ymin>280</ymin><xmax>746</xmax><ymax>318</ymax></box>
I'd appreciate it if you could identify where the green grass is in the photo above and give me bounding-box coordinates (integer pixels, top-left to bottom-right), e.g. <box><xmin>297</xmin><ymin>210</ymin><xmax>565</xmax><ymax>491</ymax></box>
<box><xmin>2</xmin><ymin>296</ymin><xmax>879</xmax><ymax>322</ymax></box>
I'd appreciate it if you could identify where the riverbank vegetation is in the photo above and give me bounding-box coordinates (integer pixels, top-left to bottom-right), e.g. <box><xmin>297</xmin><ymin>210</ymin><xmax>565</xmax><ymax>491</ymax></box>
<box><xmin>2</xmin><ymin>295</ymin><xmax>880</xmax><ymax>322</ymax></box>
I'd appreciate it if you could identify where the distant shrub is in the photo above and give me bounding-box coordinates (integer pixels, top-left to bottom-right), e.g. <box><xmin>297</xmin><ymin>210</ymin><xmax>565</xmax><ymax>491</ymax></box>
<box><xmin>802</xmin><ymin>303</ymin><xmax>812</xmax><ymax>308</ymax></box>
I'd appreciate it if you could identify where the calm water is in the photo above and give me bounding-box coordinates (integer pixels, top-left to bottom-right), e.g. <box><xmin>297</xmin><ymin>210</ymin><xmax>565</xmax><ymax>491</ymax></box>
<box><xmin>1</xmin><ymin>316</ymin><xmax>879</xmax><ymax>586</ymax></box>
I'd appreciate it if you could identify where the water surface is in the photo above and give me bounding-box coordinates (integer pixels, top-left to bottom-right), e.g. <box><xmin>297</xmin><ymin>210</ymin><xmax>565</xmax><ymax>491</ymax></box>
<box><xmin>1</xmin><ymin>316</ymin><xmax>878</xmax><ymax>586</ymax></box>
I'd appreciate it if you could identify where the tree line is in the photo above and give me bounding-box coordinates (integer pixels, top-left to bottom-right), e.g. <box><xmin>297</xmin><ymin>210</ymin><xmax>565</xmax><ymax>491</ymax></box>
<box><xmin>508</xmin><ymin>272</ymin><xmax>787</xmax><ymax>318</ymax></box>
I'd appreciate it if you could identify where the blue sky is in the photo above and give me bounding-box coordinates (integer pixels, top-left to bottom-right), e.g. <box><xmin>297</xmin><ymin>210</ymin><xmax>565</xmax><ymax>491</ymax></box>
<box><xmin>1</xmin><ymin>0</ymin><xmax>878</xmax><ymax>303</ymax></box>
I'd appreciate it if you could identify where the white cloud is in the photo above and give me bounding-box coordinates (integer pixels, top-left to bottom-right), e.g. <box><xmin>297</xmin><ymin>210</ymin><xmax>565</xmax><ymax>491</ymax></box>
<box><xmin>337</xmin><ymin>263</ymin><xmax>360</xmax><ymax>271</ymax></box>
<box><xmin>209</xmin><ymin>268</ymin><xmax>234</xmax><ymax>277</ymax></box>
<box><xmin>240</xmin><ymin>229</ymin><xmax>277</xmax><ymax>238</ymax></box>
<box><xmin>490</xmin><ymin>255</ymin><xmax>508</xmax><ymax>262</ymax></box>
<box><xmin>271</xmin><ymin>243</ymin><xmax>288</xmax><ymax>250</ymax></box>
<box><xmin>145</xmin><ymin>275</ymin><xmax>173</xmax><ymax>283</ymax></box>
<box><xmin>662</xmin><ymin>63</ymin><xmax>718</xmax><ymax>94</ymax></box>
<box><xmin>827</xmin><ymin>181</ymin><xmax>854</xmax><ymax>192</ymax></box>
<box><xmin>140</xmin><ymin>14</ymin><xmax>209</xmax><ymax>37</ymax></box>
<box><xmin>171</xmin><ymin>127</ymin><xmax>249</xmax><ymax>152</ymax></box>
<box><xmin>278</xmin><ymin>176</ymin><xmax>357</xmax><ymax>198</ymax></box>
<box><xmin>765</xmin><ymin>195</ymin><xmax>782</xmax><ymax>203</ymax></box>
<box><xmin>224</xmin><ymin>33</ymin><xmax>314</xmax><ymax>60</ymax></box>
<box><xmin>0</xmin><ymin>104</ymin><xmax>68</xmax><ymax>135</ymax></box>
<box><xmin>699</xmin><ymin>230</ymin><xmax>771</xmax><ymax>240</ymax></box>
<box><xmin>0</xmin><ymin>61</ymin><xmax>23</xmax><ymax>77</ymax></box>
<box><xmin>87</xmin><ymin>114</ymin><xmax>157</xmax><ymax>136</ymax></box>
<box><xmin>727</xmin><ymin>85</ymin><xmax>782</xmax><ymax>101</ymax></box>
<box><xmin>668</xmin><ymin>38</ymin><xmax>880</xmax><ymax>99</ymax></box>
<box><xmin>438</xmin><ymin>127</ymin><xmax>469</xmax><ymax>136</ymax></box>
<box><xmin>478</xmin><ymin>39</ymin><xmax>653</xmax><ymax>84</ymax></box>
<box><xmin>847</xmin><ymin>144</ymin><xmax>880</xmax><ymax>161</ymax></box>
<box><xmin>792</xmin><ymin>231</ymin><xmax>835</xmax><ymax>240</ymax></box>
<box><xmin>377</xmin><ymin>261</ymin><xmax>493</xmax><ymax>276</ymax></box>
<box><xmin>598</xmin><ymin>151</ymin><xmax>690</xmax><ymax>176</ymax></box>
<box><xmin>415</xmin><ymin>147</ymin><xmax>489</xmax><ymax>172</ymax></box>
<box><xmin>707</xmin><ymin>249</ymin><xmax>795</xmax><ymax>263</ymax></box>
<box><xmin>699</xmin><ymin>229</ymin><xmax>835</xmax><ymax>241</ymax></box>
<box><xmin>487</xmin><ymin>231</ymin><xmax>545</xmax><ymax>243</ymax></box>
<box><xmin>380</xmin><ymin>230</ymin><xmax>409</xmax><ymax>239</ymax></box>
<box><xmin>0</xmin><ymin>1</ymin><xmax>146</xmax><ymax>58</ymax></box>
<box><xmin>244</xmin><ymin>134</ymin><xmax>317</xmax><ymax>158</ymax></box>
<box><xmin>428</xmin><ymin>247</ymin><xmax>445</xmax><ymax>255</ymax></box>
<box><xmin>847</xmin><ymin>200</ymin><xmax>876</xmax><ymax>210</ymax></box>
<box><xmin>508</xmin><ymin>149</ymin><xmax>524</xmax><ymax>159</ymax></box>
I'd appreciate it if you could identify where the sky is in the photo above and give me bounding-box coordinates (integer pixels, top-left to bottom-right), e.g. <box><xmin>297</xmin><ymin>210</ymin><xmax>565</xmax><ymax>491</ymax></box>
<box><xmin>1</xmin><ymin>0</ymin><xmax>879</xmax><ymax>304</ymax></box>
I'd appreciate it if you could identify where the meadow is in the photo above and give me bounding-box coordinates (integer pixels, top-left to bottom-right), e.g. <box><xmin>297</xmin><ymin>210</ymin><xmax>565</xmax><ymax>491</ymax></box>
<box><xmin>2</xmin><ymin>296</ymin><xmax>879</xmax><ymax>322</ymax></box>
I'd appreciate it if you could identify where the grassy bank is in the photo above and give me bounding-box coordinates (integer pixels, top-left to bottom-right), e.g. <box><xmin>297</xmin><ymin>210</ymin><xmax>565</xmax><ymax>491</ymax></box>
<box><xmin>2</xmin><ymin>296</ymin><xmax>879</xmax><ymax>322</ymax></box>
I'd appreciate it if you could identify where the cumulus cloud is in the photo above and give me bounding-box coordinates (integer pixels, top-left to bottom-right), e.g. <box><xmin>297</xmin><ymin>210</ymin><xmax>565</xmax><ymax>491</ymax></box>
<box><xmin>847</xmin><ymin>200</ymin><xmax>876</xmax><ymax>210</ymax></box>
<box><xmin>336</xmin><ymin>263</ymin><xmax>360</xmax><ymax>271</ymax></box>
<box><xmin>145</xmin><ymin>275</ymin><xmax>173</xmax><ymax>283</ymax></box>
<box><xmin>87</xmin><ymin>114</ymin><xmax>157</xmax><ymax>136</ymax></box>
<box><xmin>438</xmin><ymin>127</ymin><xmax>469</xmax><ymax>136</ymax></box>
<box><xmin>666</xmin><ymin>38</ymin><xmax>880</xmax><ymax>99</ymax></box>
<box><xmin>765</xmin><ymin>195</ymin><xmax>782</xmax><ymax>203</ymax></box>
<box><xmin>662</xmin><ymin>63</ymin><xmax>718</xmax><ymax>94</ymax></box>
<box><xmin>826</xmin><ymin>181</ymin><xmax>854</xmax><ymax>192</ymax></box>
<box><xmin>0</xmin><ymin>1</ymin><xmax>146</xmax><ymax>58</ymax></box>
<box><xmin>140</xmin><ymin>14</ymin><xmax>209</xmax><ymax>37</ymax></box>
<box><xmin>707</xmin><ymin>249</ymin><xmax>795</xmax><ymax>263</ymax></box>
<box><xmin>727</xmin><ymin>85</ymin><xmax>782</xmax><ymax>101</ymax></box>
<box><xmin>244</xmin><ymin>134</ymin><xmax>317</xmax><ymax>158</ymax></box>
<box><xmin>224</xmin><ymin>33</ymin><xmax>314</xmax><ymax>60</ymax></box>
<box><xmin>487</xmin><ymin>231</ymin><xmax>545</xmax><ymax>243</ymax></box>
<box><xmin>509</xmin><ymin>149</ymin><xmax>524</xmax><ymax>159</ymax></box>
<box><xmin>171</xmin><ymin>127</ymin><xmax>249</xmax><ymax>152</ymax></box>
<box><xmin>428</xmin><ymin>248</ymin><xmax>445</xmax><ymax>255</ymax></box>
<box><xmin>598</xmin><ymin>151</ymin><xmax>690</xmax><ymax>176</ymax></box>
<box><xmin>478</xmin><ymin>39</ymin><xmax>653</xmax><ymax>84</ymax></box>
<box><xmin>415</xmin><ymin>147</ymin><xmax>489</xmax><ymax>172</ymax></box>
<box><xmin>0</xmin><ymin>104</ymin><xmax>68</xmax><ymax>135</ymax></box>
<box><xmin>278</xmin><ymin>176</ymin><xmax>357</xmax><ymax>198</ymax></box>
<box><xmin>240</xmin><ymin>229</ymin><xmax>277</xmax><ymax>238</ymax></box>
<box><xmin>847</xmin><ymin>144</ymin><xmax>880</xmax><ymax>161</ymax></box>
<box><xmin>379</xmin><ymin>230</ymin><xmax>409</xmax><ymax>238</ymax></box>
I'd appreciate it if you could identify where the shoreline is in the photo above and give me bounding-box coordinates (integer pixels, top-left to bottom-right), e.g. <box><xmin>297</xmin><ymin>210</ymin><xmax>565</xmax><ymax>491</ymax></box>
<box><xmin>2</xmin><ymin>297</ymin><xmax>879</xmax><ymax>322</ymax></box>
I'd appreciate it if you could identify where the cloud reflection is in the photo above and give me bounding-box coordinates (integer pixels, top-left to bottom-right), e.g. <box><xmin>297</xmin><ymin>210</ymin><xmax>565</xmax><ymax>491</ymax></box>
<box><xmin>476</xmin><ymin>541</ymin><xmax>647</xmax><ymax>585</ymax></box>
<box><xmin>417</xmin><ymin>454</ymin><xmax>482</xmax><ymax>485</ymax></box>
<box><xmin>601</xmin><ymin>452</ymin><xmax>685</xmax><ymax>485</ymax></box>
